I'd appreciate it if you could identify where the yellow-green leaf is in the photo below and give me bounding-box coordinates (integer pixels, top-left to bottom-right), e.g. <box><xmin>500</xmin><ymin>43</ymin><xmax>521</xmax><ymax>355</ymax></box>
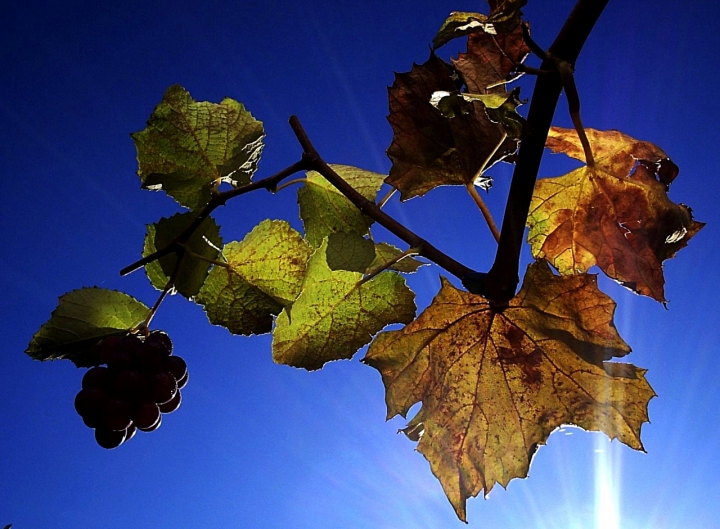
<box><xmin>143</xmin><ymin>212</ymin><xmax>222</xmax><ymax>299</ymax></box>
<box><xmin>197</xmin><ymin>220</ymin><xmax>311</xmax><ymax>336</ymax></box>
<box><xmin>132</xmin><ymin>84</ymin><xmax>264</xmax><ymax>210</ymax></box>
<box><xmin>272</xmin><ymin>238</ymin><xmax>416</xmax><ymax>370</ymax></box>
<box><xmin>298</xmin><ymin>165</ymin><xmax>385</xmax><ymax>247</ymax></box>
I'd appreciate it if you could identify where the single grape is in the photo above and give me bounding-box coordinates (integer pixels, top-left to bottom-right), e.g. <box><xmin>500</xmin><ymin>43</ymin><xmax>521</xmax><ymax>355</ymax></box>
<box><xmin>137</xmin><ymin>413</ymin><xmax>162</xmax><ymax>432</ymax></box>
<box><xmin>125</xmin><ymin>423</ymin><xmax>137</xmax><ymax>442</ymax></box>
<box><xmin>112</xmin><ymin>370</ymin><xmax>147</xmax><ymax>399</ymax></box>
<box><xmin>82</xmin><ymin>366</ymin><xmax>113</xmax><ymax>390</ymax></box>
<box><xmin>74</xmin><ymin>387</ymin><xmax>109</xmax><ymax>419</ymax></box>
<box><xmin>145</xmin><ymin>331</ymin><xmax>172</xmax><ymax>355</ymax></box>
<box><xmin>117</xmin><ymin>334</ymin><xmax>143</xmax><ymax>356</ymax></box>
<box><xmin>95</xmin><ymin>428</ymin><xmax>126</xmax><ymax>449</ymax></box>
<box><xmin>165</xmin><ymin>356</ymin><xmax>187</xmax><ymax>381</ymax></box>
<box><xmin>101</xmin><ymin>398</ymin><xmax>132</xmax><ymax>431</ymax></box>
<box><xmin>149</xmin><ymin>372</ymin><xmax>177</xmax><ymax>405</ymax></box>
<box><xmin>99</xmin><ymin>335</ymin><xmax>121</xmax><ymax>365</ymax></box>
<box><xmin>176</xmin><ymin>370</ymin><xmax>189</xmax><ymax>390</ymax></box>
<box><xmin>131</xmin><ymin>400</ymin><xmax>161</xmax><ymax>430</ymax></box>
<box><xmin>106</xmin><ymin>348</ymin><xmax>134</xmax><ymax>372</ymax></box>
<box><xmin>159</xmin><ymin>390</ymin><xmax>181</xmax><ymax>414</ymax></box>
<box><xmin>136</xmin><ymin>342</ymin><xmax>167</xmax><ymax>373</ymax></box>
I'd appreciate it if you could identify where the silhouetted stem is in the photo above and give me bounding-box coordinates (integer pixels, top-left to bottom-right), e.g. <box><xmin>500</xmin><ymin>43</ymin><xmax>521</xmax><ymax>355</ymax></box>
<box><xmin>289</xmin><ymin>116</ymin><xmax>476</xmax><ymax>281</ymax></box>
<box><xmin>466</xmin><ymin>183</ymin><xmax>500</xmax><ymax>242</ymax></box>
<box><xmin>484</xmin><ymin>0</ymin><xmax>609</xmax><ymax>303</ymax></box>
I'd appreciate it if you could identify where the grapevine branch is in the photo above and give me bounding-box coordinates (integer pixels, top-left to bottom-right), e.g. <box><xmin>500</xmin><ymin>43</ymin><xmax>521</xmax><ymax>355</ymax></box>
<box><xmin>482</xmin><ymin>0</ymin><xmax>609</xmax><ymax>303</ymax></box>
<box><xmin>288</xmin><ymin>116</ymin><xmax>476</xmax><ymax>281</ymax></box>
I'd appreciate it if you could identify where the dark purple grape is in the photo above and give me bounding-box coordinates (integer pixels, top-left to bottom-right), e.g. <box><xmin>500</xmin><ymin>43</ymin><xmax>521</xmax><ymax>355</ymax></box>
<box><xmin>137</xmin><ymin>413</ymin><xmax>162</xmax><ymax>432</ymax></box>
<box><xmin>101</xmin><ymin>398</ymin><xmax>132</xmax><ymax>431</ymax></box>
<box><xmin>117</xmin><ymin>334</ymin><xmax>143</xmax><ymax>356</ymax></box>
<box><xmin>75</xmin><ymin>388</ymin><xmax>109</xmax><ymax>419</ymax></box>
<box><xmin>149</xmin><ymin>372</ymin><xmax>177</xmax><ymax>404</ymax></box>
<box><xmin>82</xmin><ymin>366</ymin><xmax>113</xmax><ymax>390</ymax></box>
<box><xmin>106</xmin><ymin>348</ymin><xmax>134</xmax><ymax>372</ymax></box>
<box><xmin>82</xmin><ymin>412</ymin><xmax>102</xmax><ymax>429</ymax></box>
<box><xmin>176</xmin><ymin>370</ymin><xmax>189</xmax><ymax>390</ymax></box>
<box><xmin>131</xmin><ymin>400</ymin><xmax>161</xmax><ymax>430</ymax></box>
<box><xmin>125</xmin><ymin>423</ymin><xmax>137</xmax><ymax>442</ymax></box>
<box><xmin>112</xmin><ymin>370</ymin><xmax>147</xmax><ymax>399</ymax></box>
<box><xmin>159</xmin><ymin>390</ymin><xmax>181</xmax><ymax>414</ymax></box>
<box><xmin>145</xmin><ymin>331</ymin><xmax>172</xmax><ymax>355</ymax></box>
<box><xmin>99</xmin><ymin>335</ymin><xmax>121</xmax><ymax>365</ymax></box>
<box><xmin>136</xmin><ymin>342</ymin><xmax>167</xmax><ymax>373</ymax></box>
<box><xmin>95</xmin><ymin>428</ymin><xmax>126</xmax><ymax>449</ymax></box>
<box><xmin>165</xmin><ymin>356</ymin><xmax>187</xmax><ymax>381</ymax></box>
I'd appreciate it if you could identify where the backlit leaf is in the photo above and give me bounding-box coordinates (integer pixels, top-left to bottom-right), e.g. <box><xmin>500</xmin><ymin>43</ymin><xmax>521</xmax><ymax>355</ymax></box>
<box><xmin>432</xmin><ymin>12</ymin><xmax>495</xmax><ymax>50</ymax></box>
<box><xmin>272</xmin><ymin>239</ymin><xmax>416</xmax><ymax>370</ymax></box>
<box><xmin>452</xmin><ymin>22</ymin><xmax>530</xmax><ymax>94</ymax></box>
<box><xmin>197</xmin><ymin>220</ymin><xmax>311</xmax><ymax>336</ymax></box>
<box><xmin>528</xmin><ymin>127</ymin><xmax>704</xmax><ymax>301</ymax></box>
<box><xmin>132</xmin><ymin>84</ymin><xmax>264</xmax><ymax>210</ymax></box>
<box><xmin>26</xmin><ymin>288</ymin><xmax>149</xmax><ymax>367</ymax></box>
<box><xmin>143</xmin><ymin>212</ymin><xmax>222</xmax><ymax>299</ymax></box>
<box><xmin>364</xmin><ymin>261</ymin><xmax>654</xmax><ymax>521</ymax></box>
<box><xmin>371</xmin><ymin>243</ymin><xmax>425</xmax><ymax>273</ymax></box>
<box><xmin>386</xmin><ymin>54</ymin><xmax>516</xmax><ymax>200</ymax></box>
<box><xmin>325</xmin><ymin>233</ymin><xmax>376</xmax><ymax>273</ymax></box>
<box><xmin>298</xmin><ymin>165</ymin><xmax>385</xmax><ymax>248</ymax></box>
<box><xmin>486</xmin><ymin>0</ymin><xmax>527</xmax><ymax>32</ymax></box>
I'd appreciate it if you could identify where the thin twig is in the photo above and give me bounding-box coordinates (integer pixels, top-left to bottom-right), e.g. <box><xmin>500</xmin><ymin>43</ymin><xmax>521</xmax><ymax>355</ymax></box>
<box><xmin>274</xmin><ymin>177</ymin><xmax>307</xmax><ymax>193</ymax></box>
<box><xmin>179</xmin><ymin>244</ymin><xmax>230</xmax><ymax>268</ymax></box>
<box><xmin>550</xmin><ymin>54</ymin><xmax>595</xmax><ymax>167</ymax></box>
<box><xmin>377</xmin><ymin>187</ymin><xmax>397</xmax><ymax>209</ymax></box>
<box><xmin>135</xmin><ymin>256</ymin><xmax>183</xmax><ymax>332</ymax></box>
<box><xmin>120</xmin><ymin>159</ymin><xmax>309</xmax><ymax>276</ymax></box>
<box><xmin>466</xmin><ymin>183</ymin><xmax>500</xmax><ymax>242</ymax></box>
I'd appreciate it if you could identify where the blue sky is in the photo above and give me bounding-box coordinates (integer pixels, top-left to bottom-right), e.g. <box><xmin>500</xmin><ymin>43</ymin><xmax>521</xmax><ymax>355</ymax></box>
<box><xmin>2</xmin><ymin>0</ymin><xmax>719</xmax><ymax>527</ymax></box>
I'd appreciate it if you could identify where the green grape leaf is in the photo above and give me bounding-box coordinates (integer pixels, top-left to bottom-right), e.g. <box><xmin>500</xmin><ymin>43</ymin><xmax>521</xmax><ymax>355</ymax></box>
<box><xmin>298</xmin><ymin>165</ymin><xmax>385</xmax><ymax>247</ymax></box>
<box><xmin>452</xmin><ymin>22</ymin><xmax>530</xmax><ymax>95</ymax></box>
<box><xmin>132</xmin><ymin>84</ymin><xmax>264</xmax><ymax>210</ymax></box>
<box><xmin>364</xmin><ymin>261</ymin><xmax>653</xmax><ymax>521</ymax></box>
<box><xmin>326</xmin><ymin>233</ymin><xmax>376</xmax><ymax>273</ymax></box>
<box><xmin>432</xmin><ymin>12</ymin><xmax>494</xmax><ymax>49</ymax></box>
<box><xmin>272</xmin><ymin>239</ymin><xmax>416</xmax><ymax>370</ymax></box>
<box><xmin>386</xmin><ymin>54</ymin><xmax>517</xmax><ymax>200</ymax></box>
<box><xmin>371</xmin><ymin>243</ymin><xmax>425</xmax><ymax>273</ymax></box>
<box><xmin>26</xmin><ymin>288</ymin><xmax>149</xmax><ymax>367</ymax></box>
<box><xmin>197</xmin><ymin>220</ymin><xmax>311</xmax><ymax>336</ymax></box>
<box><xmin>143</xmin><ymin>212</ymin><xmax>223</xmax><ymax>299</ymax></box>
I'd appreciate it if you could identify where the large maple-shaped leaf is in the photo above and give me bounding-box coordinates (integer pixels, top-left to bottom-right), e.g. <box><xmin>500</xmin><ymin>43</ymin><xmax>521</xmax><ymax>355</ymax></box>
<box><xmin>132</xmin><ymin>84</ymin><xmax>264</xmax><ymax>210</ymax></box>
<box><xmin>272</xmin><ymin>239</ymin><xmax>416</xmax><ymax>371</ymax></box>
<box><xmin>528</xmin><ymin>127</ymin><xmax>704</xmax><ymax>302</ymax></box>
<box><xmin>298</xmin><ymin>165</ymin><xmax>385</xmax><ymax>247</ymax></box>
<box><xmin>363</xmin><ymin>261</ymin><xmax>654</xmax><ymax>521</ymax></box>
<box><xmin>452</xmin><ymin>22</ymin><xmax>529</xmax><ymax>95</ymax></box>
<box><xmin>26</xmin><ymin>288</ymin><xmax>149</xmax><ymax>367</ymax></box>
<box><xmin>196</xmin><ymin>220</ymin><xmax>311</xmax><ymax>336</ymax></box>
<box><xmin>386</xmin><ymin>54</ymin><xmax>516</xmax><ymax>200</ymax></box>
<box><xmin>143</xmin><ymin>212</ymin><xmax>222</xmax><ymax>299</ymax></box>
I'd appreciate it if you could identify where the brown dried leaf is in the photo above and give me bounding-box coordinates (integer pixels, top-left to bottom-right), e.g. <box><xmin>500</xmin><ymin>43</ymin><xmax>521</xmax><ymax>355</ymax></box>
<box><xmin>452</xmin><ymin>22</ymin><xmax>530</xmax><ymax>94</ymax></box>
<box><xmin>363</xmin><ymin>261</ymin><xmax>654</xmax><ymax>521</ymax></box>
<box><xmin>528</xmin><ymin>127</ymin><xmax>704</xmax><ymax>301</ymax></box>
<box><xmin>386</xmin><ymin>54</ymin><xmax>516</xmax><ymax>200</ymax></box>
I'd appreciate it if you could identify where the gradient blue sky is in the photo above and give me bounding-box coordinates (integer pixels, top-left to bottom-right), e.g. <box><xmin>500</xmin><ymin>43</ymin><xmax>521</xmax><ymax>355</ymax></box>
<box><xmin>2</xmin><ymin>1</ymin><xmax>720</xmax><ymax>527</ymax></box>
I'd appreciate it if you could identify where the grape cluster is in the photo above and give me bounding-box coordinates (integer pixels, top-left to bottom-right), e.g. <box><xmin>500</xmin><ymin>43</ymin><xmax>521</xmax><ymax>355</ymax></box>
<box><xmin>74</xmin><ymin>330</ymin><xmax>188</xmax><ymax>449</ymax></box>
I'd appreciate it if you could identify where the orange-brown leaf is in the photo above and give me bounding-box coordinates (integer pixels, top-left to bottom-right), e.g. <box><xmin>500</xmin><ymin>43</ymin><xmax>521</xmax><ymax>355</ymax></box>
<box><xmin>386</xmin><ymin>54</ymin><xmax>516</xmax><ymax>200</ymax></box>
<box><xmin>363</xmin><ymin>261</ymin><xmax>654</xmax><ymax>521</ymax></box>
<box><xmin>528</xmin><ymin>127</ymin><xmax>704</xmax><ymax>302</ymax></box>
